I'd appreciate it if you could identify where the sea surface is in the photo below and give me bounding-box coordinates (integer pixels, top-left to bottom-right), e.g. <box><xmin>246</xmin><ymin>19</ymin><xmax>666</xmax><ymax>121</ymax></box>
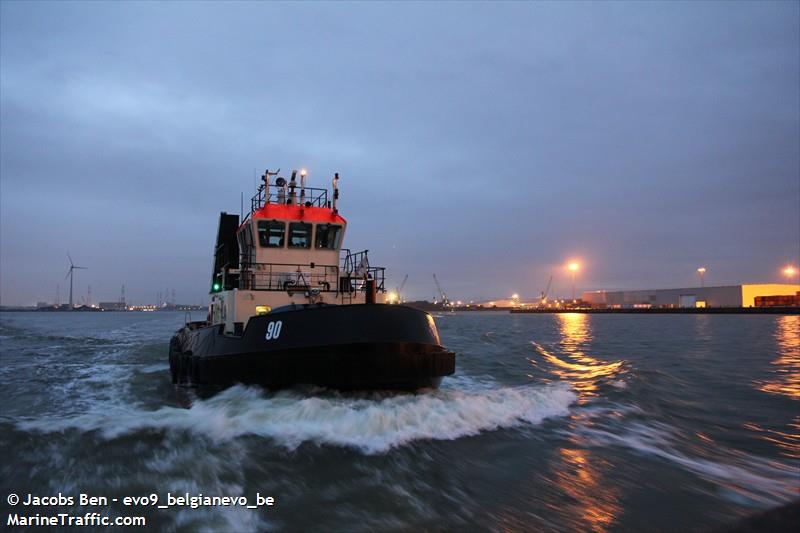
<box><xmin>0</xmin><ymin>311</ymin><xmax>798</xmax><ymax>532</ymax></box>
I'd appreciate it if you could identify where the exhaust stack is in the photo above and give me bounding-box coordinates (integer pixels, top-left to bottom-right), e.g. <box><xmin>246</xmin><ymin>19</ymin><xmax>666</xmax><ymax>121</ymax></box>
<box><xmin>332</xmin><ymin>172</ymin><xmax>340</xmax><ymax>213</ymax></box>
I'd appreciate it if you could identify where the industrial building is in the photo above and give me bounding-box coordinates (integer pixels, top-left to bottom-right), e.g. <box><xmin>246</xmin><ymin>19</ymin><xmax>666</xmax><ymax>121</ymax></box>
<box><xmin>582</xmin><ymin>284</ymin><xmax>800</xmax><ymax>309</ymax></box>
<box><xmin>98</xmin><ymin>301</ymin><xmax>127</xmax><ymax>311</ymax></box>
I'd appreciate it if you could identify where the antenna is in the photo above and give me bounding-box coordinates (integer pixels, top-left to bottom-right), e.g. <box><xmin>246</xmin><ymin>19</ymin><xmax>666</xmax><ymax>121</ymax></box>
<box><xmin>300</xmin><ymin>168</ymin><xmax>307</xmax><ymax>206</ymax></box>
<box><xmin>288</xmin><ymin>170</ymin><xmax>297</xmax><ymax>205</ymax></box>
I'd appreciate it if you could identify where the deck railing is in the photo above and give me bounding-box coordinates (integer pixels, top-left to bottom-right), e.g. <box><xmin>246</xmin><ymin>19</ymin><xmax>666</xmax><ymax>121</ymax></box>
<box><xmin>244</xmin><ymin>182</ymin><xmax>330</xmax><ymax>222</ymax></box>
<box><xmin>238</xmin><ymin>263</ymin><xmax>340</xmax><ymax>292</ymax></box>
<box><xmin>231</xmin><ymin>253</ymin><xmax>386</xmax><ymax>294</ymax></box>
<box><xmin>341</xmin><ymin>249</ymin><xmax>386</xmax><ymax>292</ymax></box>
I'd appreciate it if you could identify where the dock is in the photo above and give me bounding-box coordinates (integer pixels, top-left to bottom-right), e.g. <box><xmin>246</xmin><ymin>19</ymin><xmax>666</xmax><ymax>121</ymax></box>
<box><xmin>509</xmin><ymin>307</ymin><xmax>799</xmax><ymax>315</ymax></box>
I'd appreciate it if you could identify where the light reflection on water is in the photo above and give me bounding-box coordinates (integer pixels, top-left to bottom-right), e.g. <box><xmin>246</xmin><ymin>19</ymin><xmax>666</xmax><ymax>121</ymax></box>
<box><xmin>533</xmin><ymin>313</ymin><xmax>624</xmax><ymax>531</ymax></box>
<box><xmin>742</xmin><ymin>420</ymin><xmax>800</xmax><ymax>460</ymax></box>
<box><xmin>750</xmin><ymin>316</ymin><xmax>800</xmax><ymax>460</ymax></box>
<box><xmin>757</xmin><ymin>315</ymin><xmax>800</xmax><ymax>400</ymax></box>
<box><xmin>552</xmin><ymin>444</ymin><xmax>621</xmax><ymax>533</ymax></box>
<box><xmin>531</xmin><ymin>313</ymin><xmax>624</xmax><ymax>402</ymax></box>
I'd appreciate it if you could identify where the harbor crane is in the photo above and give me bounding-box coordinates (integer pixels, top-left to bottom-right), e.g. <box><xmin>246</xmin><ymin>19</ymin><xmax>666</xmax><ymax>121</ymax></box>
<box><xmin>540</xmin><ymin>275</ymin><xmax>553</xmax><ymax>305</ymax></box>
<box><xmin>395</xmin><ymin>274</ymin><xmax>408</xmax><ymax>302</ymax></box>
<box><xmin>432</xmin><ymin>273</ymin><xmax>450</xmax><ymax>307</ymax></box>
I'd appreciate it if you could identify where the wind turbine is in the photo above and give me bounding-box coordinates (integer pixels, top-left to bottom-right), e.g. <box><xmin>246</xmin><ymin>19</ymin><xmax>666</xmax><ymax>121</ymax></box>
<box><xmin>65</xmin><ymin>253</ymin><xmax>87</xmax><ymax>309</ymax></box>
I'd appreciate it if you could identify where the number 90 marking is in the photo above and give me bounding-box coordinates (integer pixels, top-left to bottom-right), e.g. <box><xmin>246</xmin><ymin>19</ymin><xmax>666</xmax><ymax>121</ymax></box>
<box><xmin>265</xmin><ymin>321</ymin><xmax>283</xmax><ymax>340</ymax></box>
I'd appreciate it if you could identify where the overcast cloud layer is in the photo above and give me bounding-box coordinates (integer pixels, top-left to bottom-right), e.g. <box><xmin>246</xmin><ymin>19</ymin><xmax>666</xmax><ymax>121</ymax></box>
<box><xmin>1</xmin><ymin>1</ymin><xmax>798</xmax><ymax>305</ymax></box>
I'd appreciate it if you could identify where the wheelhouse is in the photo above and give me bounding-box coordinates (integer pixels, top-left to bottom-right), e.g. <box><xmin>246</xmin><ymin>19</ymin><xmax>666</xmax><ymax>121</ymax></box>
<box><xmin>209</xmin><ymin>169</ymin><xmax>386</xmax><ymax>334</ymax></box>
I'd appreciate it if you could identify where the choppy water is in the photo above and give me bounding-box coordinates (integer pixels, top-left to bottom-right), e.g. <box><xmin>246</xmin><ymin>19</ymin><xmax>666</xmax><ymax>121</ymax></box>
<box><xmin>0</xmin><ymin>311</ymin><xmax>798</xmax><ymax>531</ymax></box>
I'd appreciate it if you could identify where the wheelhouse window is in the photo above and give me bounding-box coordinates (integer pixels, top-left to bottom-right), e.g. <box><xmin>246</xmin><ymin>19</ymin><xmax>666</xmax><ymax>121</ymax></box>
<box><xmin>258</xmin><ymin>221</ymin><xmax>285</xmax><ymax>248</ymax></box>
<box><xmin>315</xmin><ymin>224</ymin><xmax>342</xmax><ymax>250</ymax></box>
<box><xmin>288</xmin><ymin>222</ymin><xmax>312</xmax><ymax>248</ymax></box>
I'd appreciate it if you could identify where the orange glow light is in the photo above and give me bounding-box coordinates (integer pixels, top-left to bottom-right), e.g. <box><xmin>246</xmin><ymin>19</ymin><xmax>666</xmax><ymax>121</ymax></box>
<box><xmin>568</xmin><ymin>262</ymin><xmax>580</xmax><ymax>272</ymax></box>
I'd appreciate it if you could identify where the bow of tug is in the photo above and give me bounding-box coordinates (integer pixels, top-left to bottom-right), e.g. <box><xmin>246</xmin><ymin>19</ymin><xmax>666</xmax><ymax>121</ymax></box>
<box><xmin>169</xmin><ymin>304</ymin><xmax>455</xmax><ymax>390</ymax></box>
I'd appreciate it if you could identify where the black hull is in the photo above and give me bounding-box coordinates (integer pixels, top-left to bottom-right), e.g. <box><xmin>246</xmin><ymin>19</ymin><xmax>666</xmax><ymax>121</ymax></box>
<box><xmin>169</xmin><ymin>304</ymin><xmax>455</xmax><ymax>390</ymax></box>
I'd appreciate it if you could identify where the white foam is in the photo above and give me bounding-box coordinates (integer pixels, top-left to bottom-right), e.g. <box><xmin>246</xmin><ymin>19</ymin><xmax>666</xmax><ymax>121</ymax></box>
<box><xmin>19</xmin><ymin>382</ymin><xmax>576</xmax><ymax>454</ymax></box>
<box><xmin>440</xmin><ymin>374</ymin><xmax>502</xmax><ymax>391</ymax></box>
<box><xmin>137</xmin><ymin>363</ymin><xmax>170</xmax><ymax>374</ymax></box>
<box><xmin>579</xmin><ymin>421</ymin><xmax>799</xmax><ymax>506</ymax></box>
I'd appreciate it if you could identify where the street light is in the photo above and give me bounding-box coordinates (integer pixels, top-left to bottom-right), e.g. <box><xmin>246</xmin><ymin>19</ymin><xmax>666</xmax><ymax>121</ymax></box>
<box><xmin>697</xmin><ymin>267</ymin><xmax>706</xmax><ymax>288</ymax></box>
<box><xmin>783</xmin><ymin>265</ymin><xmax>798</xmax><ymax>282</ymax></box>
<box><xmin>567</xmin><ymin>262</ymin><xmax>580</xmax><ymax>301</ymax></box>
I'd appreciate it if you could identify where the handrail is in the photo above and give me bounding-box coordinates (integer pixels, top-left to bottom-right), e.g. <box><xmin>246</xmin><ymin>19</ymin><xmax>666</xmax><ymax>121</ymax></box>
<box><xmin>238</xmin><ymin>262</ymin><xmax>340</xmax><ymax>292</ymax></box>
<box><xmin>249</xmin><ymin>183</ymin><xmax>329</xmax><ymax>213</ymax></box>
<box><xmin>231</xmin><ymin>256</ymin><xmax>386</xmax><ymax>294</ymax></box>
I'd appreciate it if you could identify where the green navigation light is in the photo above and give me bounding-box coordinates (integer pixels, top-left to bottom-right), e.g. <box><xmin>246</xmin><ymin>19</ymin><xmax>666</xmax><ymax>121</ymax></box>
<box><xmin>212</xmin><ymin>283</ymin><xmax>221</xmax><ymax>292</ymax></box>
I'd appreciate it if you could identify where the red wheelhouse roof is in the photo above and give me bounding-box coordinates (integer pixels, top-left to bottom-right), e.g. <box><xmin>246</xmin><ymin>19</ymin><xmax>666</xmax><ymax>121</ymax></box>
<box><xmin>251</xmin><ymin>203</ymin><xmax>347</xmax><ymax>224</ymax></box>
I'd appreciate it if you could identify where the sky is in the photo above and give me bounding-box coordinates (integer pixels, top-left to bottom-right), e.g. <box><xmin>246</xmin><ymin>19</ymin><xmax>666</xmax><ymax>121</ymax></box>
<box><xmin>1</xmin><ymin>1</ymin><xmax>798</xmax><ymax>306</ymax></box>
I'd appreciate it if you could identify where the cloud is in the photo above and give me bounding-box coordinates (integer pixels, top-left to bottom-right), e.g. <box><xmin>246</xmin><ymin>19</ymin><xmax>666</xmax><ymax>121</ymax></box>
<box><xmin>1</xmin><ymin>1</ymin><xmax>798</xmax><ymax>305</ymax></box>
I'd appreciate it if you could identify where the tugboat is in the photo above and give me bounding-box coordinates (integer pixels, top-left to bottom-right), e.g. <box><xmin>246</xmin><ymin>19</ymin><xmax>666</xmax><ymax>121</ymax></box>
<box><xmin>169</xmin><ymin>168</ymin><xmax>455</xmax><ymax>390</ymax></box>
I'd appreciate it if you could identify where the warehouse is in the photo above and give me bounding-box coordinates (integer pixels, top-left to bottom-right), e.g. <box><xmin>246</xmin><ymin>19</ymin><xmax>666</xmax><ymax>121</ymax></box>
<box><xmin>582</xmin><ymin>284</ymin><xmax>800</xmax><ymax>308</ymax></box>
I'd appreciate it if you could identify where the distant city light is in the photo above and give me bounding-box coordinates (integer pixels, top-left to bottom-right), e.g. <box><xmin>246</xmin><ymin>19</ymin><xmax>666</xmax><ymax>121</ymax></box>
<box><xmin>512</xmin><ymin>293</ymin><xmax>519</xmax><ymax>299</ymax></box>
<box><xmin>784</xmin><ymin>266</ymin><xmax>797</xmax><ymax>278</ymax></box>
<box><xmin>697</xmin><ymin>267</ymin><xmax>706</xmax><ymax>274</ymax></box>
